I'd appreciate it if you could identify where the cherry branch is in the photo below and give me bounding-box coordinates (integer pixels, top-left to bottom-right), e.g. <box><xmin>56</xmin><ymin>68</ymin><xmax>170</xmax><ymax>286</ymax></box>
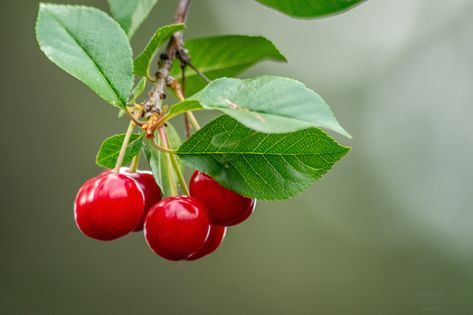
<box><xmin>143</xmin><ymin>0</ymin><xmax>192</xmax><ymax>114</ymax></box>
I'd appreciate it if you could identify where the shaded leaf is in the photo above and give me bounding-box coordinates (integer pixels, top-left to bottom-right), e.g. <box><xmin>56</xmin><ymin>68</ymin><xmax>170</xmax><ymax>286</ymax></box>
<box><xmin>255</xmin><ymin>0</ymin><xmax>365</xmax><ymax>18</ymax></box>
<box><xmin>170</xmin><ymin>35</ymin><xmax>286</xmax><ymax>96</ymax></box>
<box><xmin>134</xmin><ymin>23</ymin><xmax>186</xmax><ymax>78</ymax></box>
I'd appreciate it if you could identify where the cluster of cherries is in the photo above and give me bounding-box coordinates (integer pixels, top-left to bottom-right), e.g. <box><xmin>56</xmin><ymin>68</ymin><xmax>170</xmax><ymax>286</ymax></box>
<box><xmin>74</xmin><ymin>168</ymin><xmax>256</xmax><ymax>261</ymax></box>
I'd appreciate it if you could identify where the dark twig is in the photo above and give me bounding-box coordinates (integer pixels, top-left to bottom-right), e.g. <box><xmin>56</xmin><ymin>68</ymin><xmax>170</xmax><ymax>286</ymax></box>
<box><xmin>180</xmin><ymin>63</ymin><xmax>192</xmax><ymax>138</ymax></box>
<box><xmin>186</xmin><ymin>62</ymin><xmax>211</xmax><ymax>82</ymax></box>
<box><xmin>144</xmin><ymin>0</ymin><xmax>192</xmax><ymax>114</ymax></box>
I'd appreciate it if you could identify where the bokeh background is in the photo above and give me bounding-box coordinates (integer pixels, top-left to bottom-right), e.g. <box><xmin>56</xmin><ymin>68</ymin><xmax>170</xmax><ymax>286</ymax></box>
<box><xmin>1</xmin><ymin>0</ymin><xmax>472</xmax><ymax>314</ymax></box>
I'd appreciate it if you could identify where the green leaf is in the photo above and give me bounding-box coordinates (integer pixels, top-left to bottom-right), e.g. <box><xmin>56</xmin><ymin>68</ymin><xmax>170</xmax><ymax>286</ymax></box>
<box><xmin>134</xmin><ymin>23</ymin><xmax>186</xmax><ymax>78</ymax></box>
<box><xmin>96</xmin><ymin>133</ymin><xmax>144</xmax><ymax>169</ymax></box>
<box><xmin>107</xmin><ymin>0</ymin><xmax>158</xmax><ymax>38</ymax></box>
<box><xmin>255</xmin><ymin>0</ymin><xmax>365</xmax><ymax>18</ymax></box>
<box><xmin>171</xmin><ymin>76</ymin><xmax>350</xmax><ymax>138</ymax></box>
<box><xmin>166</xmin><ymin>100</ymin><xmax>202</xmax><ymax>120</ymax></box>
<box><xmin>177</xmin><ymin>115</ymin><xmax>349</xmax><ymax>200</ymax></box>
<box><xmin>36</xmin><ymin>4</ymin><xmax>133</xmax><ymax>108</ymax></box>
<box><xmin>130</xmin><ymin>77</ymin><xmax>147</xmax><ymax>102</ymax></box>
<box><xmin>143</xmin><ymin>124</ymin><xmax>183</xmax><ymax>197</ymax></box>
<box><xmin>170</xmin><ymin>35</ymin><xmax>286</xmax><ymax>96</ymax></box>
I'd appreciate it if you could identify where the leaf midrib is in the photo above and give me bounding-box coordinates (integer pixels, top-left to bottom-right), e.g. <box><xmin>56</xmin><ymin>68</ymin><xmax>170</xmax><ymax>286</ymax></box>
<box><xmin>178</xmin><ymin>151</ymin><xmax>346</xmax><ymax>156</ymax></box>
<box><xmin>45</xmin><ymin>10</ymin><xmax>125</xmax><ymax>106</ymax></box>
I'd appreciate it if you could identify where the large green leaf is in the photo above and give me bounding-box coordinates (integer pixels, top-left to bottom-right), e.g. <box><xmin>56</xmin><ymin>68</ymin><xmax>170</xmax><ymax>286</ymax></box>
<box><xmin>144</xmin><ymin>124</ymin><xmax>183</xmax><ymax>197</ymax></box>
<box><xmin>177</xmin><ymin>115</ymin><xmax>349</xmax><ymax>200</ymax></box>
<box><xmin>134</xmin><ymin>23</ymin><xmax>186</xmax><ymax>78</ymax></box>
<box><xmin>36</xmin><ymin>4</ymin><xmax>133</xmax><ymax>108</ymax></box>
<box><xmin>107</xmin><ymin>0</ymin><xmax>158</xmax><ymax>38</ymax></box>
<box><xmin>255</xmin><ymin>0</ymin><xmax>365</xmax><ymax>18</ymax></box>
<box><xmin>170</xmin><ymin>35</ymin><xmax>286</xmax><ymax>96</ymax></box>
<box><xmin>170</xmin><ymin>76</ymin><xmax>350</xmax><ymax>138</ymax></box>
<box><xmin>96</xmin><ymin>133</ymin><xmax>143</xmax><ymax>169</ymax></box>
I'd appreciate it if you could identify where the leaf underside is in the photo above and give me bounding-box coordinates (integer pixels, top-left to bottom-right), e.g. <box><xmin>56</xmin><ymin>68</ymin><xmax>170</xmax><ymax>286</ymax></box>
<box><xmin>177</xmin><ymin>115</ymin><xmax>350</xmax><ymax>200</ymax></box>
<box><xmin>173</xmin><ymin>76</ymin><xmax>351</xmax><ymax>138</ymax></box>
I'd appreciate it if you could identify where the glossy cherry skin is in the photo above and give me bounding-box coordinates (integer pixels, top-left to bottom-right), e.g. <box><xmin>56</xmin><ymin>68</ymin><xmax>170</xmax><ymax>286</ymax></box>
<box><xmin>189</xmin><ymin>171</ymin><xmax>256</xmax><ymax>226</ymax></box>
<box><xmin>186</xmin><ymin>225</ymin><xmax>226</xmax><ymax>261</ymax></box>
<box><xmin>74</xmin><ymin>172</ymin><xmax>145</xmax><ymax>241</ymax></box>
<box><xmin>102</xmin><ymin>168</ymin><xmax>162</xmax><ymax>231</ymax></box>
<box><xmin>121</xmin><ymin>169</ymin><xmax>161</xmax><ymax>231</ymax></box>
<box><xmin>144</xmin><ymin>196</ymin><xmax>210</xmax><ymax>261</ymax></box>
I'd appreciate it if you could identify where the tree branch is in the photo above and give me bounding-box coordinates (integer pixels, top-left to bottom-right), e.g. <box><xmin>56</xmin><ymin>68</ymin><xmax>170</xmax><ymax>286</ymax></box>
<box><xmin>144</xmin><ymin>0</ymin><xmax>192</xmax><ymax>114</ymax></box>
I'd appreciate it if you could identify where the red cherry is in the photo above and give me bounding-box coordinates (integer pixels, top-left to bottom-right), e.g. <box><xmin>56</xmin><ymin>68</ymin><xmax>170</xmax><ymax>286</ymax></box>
<box><xmin>74</xmin><ymin>172</ymin><xmax>145</xmax><ymax>241</ymax></box>
<box><xmin>121</xmin><ymin>169</ymin><xmax>161</xmax><ymax>231</ymax></box>
<box><xmin>144</xmin><ymin>196</ymin><xmax>210</xmax><ymax>261</ymax></box>
<box><xmin>186</xmin><ymin>225</ymin><xmax>226</xmax><ymax>261</ymax></box>
<box><xmin>189</xmin><ymin>171</ymin><xmax>256</xmax><ymax>226</ymax></box>
<box><xmin>101</xmin><ymin>168</ymin><xmax>162</xmax><ymax>231</ymax></box>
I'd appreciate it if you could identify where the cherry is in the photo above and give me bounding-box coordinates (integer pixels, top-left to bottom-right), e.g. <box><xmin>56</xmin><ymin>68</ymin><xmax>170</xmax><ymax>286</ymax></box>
<box><xmin>101</xmin><ymin>168</ymin><xmax>162</xmax><ymax>231</ymax></box>
<box><xmin>120</xmin><ymin>169</ymin><xmax>161</xmax><ymax>231</ymax></box>
<box><xmin>186</xmin><ymin>225</ymin><xmax>226</xmax><ymax>261</ymax></box>
<box><xmin>189</xmin><ymin>171</ymin><xmax>256</xmax><ymax>226</ymax></box>
<box><xmin>74</xmin><ymin>172</ymin><xmax>145</xmax><ymax>241</ymax></box>
<box><xmin>144</xmin><ymin>196</ymin><xmax>210</xmax><ymax>261</ymax></box>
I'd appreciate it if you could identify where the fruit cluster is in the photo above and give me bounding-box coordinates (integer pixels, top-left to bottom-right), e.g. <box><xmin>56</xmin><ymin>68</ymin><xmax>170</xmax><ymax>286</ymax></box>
<box><xmin>74</xmin><ymin>169</ymin><xmax>256</xmax><ymax>261</ymax></box>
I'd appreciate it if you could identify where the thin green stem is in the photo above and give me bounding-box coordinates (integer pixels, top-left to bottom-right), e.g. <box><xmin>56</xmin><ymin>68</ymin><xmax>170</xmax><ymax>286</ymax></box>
<box><xmin>150</xmin><ymin>138</ymin><xmax>177</xmax><ymax>154</ymax></box>
<box><xmin>158</xmin><ymin>127</ymin><xmax>178</xmax><ymax>197</ymax></box>
<box><xmin>186</xmin><ymin>111</ymin><xmax>201</xmax><ymax>130</ymax></box>
<box><xmin>169</xmin><ymin>153</ymin><xmax>189</xmax><ymax>195</ymax></box>
<box><xmin>129</xmin><ymin>153</ymin><xmax>141</xmax><ymax>172</ymax></box>
<box><xmin>113</xmin><ymin>119</ymin><xmax>136</xmax><ymax>173</ymax></box>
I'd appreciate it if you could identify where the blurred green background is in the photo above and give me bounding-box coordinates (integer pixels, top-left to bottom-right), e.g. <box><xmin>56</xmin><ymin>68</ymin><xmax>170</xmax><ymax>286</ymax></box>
<box><xmin>1</xmin><ymin>0</ymin><xmax>472</xmax><ymax>314</ymax></box>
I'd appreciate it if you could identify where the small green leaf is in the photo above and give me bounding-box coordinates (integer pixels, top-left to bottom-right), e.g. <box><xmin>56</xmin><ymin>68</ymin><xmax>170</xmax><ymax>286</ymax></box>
<box><xmin>36</xmin><ymin>4</ymin><xmax>134</xmax><ymax>108</ymax></box>
<box><xmin>107</xmin><ymin>0</ymin><xmax>158</xmax><ymax>38</ymax></box>
<box><xmin>130</xmin><ymin>77</ymin><xmax>147</xmax><ymax>102</ymax></box>
<box><xmin>255</xmin><ymin>0</ymin><xmax>365</xmax><ymax>18</ymax></box>
<box><xmin>134</xmin><ymin>23</ymin><xmax>186</xmax><ymax>78</ymax></box>
<box><xmin>177</xmin><ymin>115</ymin><xmax>349</xmax><ymax>200</ymax></box>
<box><xmin>173</xmin><ymin>76</ymin><xmax>350</xmax><ymax>138</ymax></box>
<box><xmin>166</xmin><ymin>100</ymin><xmax>201</xmax><ymax>120</ymax></box>
<box><xmin>96</xmin><ymin>133</ymin><xmax>143</xmax><ymax>169</ymax></box>
<box><xmin>170</xmin><ymin>35</ymin><xmax>286</xmax><ymax>96</ymax></box>
<box><xmin>143</xmin><ymin>124</ymin><xmax>183</xmax><ymax>197</ymax></box>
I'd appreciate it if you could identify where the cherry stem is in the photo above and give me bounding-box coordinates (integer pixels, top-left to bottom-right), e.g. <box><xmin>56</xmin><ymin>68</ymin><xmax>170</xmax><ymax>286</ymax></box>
<box><xmin>113</xmin><ymin>110</ymin><xmax>142</xmax><ymax>173</ymax></box>
<box><xmin>159</xmin><ymin>127</ymin><xmax>189</xmax><ymax>195</ymax></box>
<box><xmin>125</xmin><ymin>106</ymin><xmax>144</xmax><ymax>126</ymax></box>
<box><xmin>170</xmin><ymin>78</ymin><xmax>201</xmax><ymax>132</ymax></box>
<box><xmin>150</xmin><ymin>137</ymin><xmax>176</xmax><ymax>154</ymax></box>
<box><xmin>170</xmin><ymin>153</ymin><xmax>189</xmax><ymax>196</ymax></box>
<box><xmin>186</xmin><ymin>112</ymin><xmax>200</xmax><ymax>130</ymax></box>
<box><xmin>129</xmin><ymin>153</ymin><xmax>140</xmax><ymax>173</ymax></box>
<box><xmin>158</xmin><ymin>127</ymin><xmax>178</xmax><ymax>197</ymax></box>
